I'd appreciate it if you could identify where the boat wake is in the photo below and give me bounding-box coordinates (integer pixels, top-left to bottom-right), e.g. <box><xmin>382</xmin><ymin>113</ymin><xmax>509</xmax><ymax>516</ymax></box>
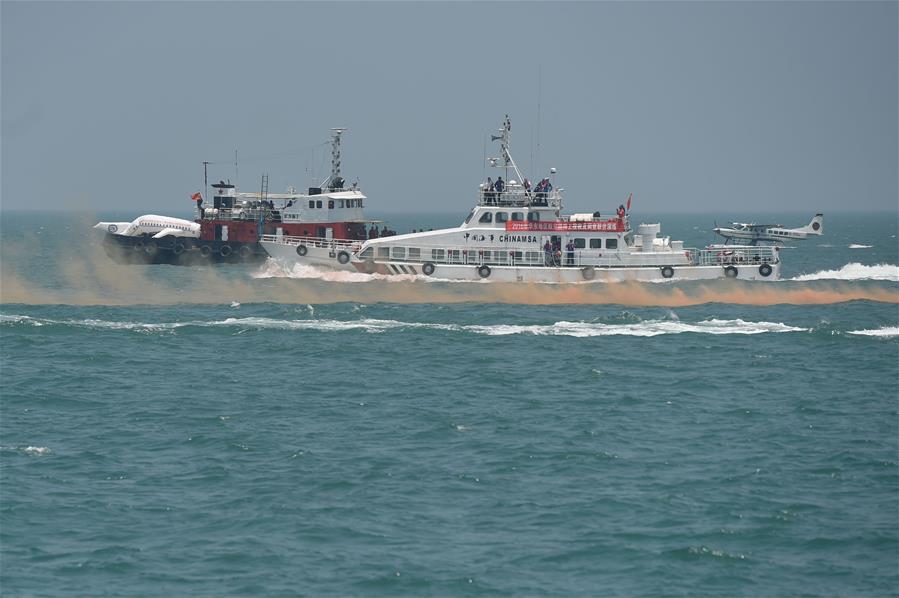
<box><xmin>790</xmin><ymin>263</ymin><xmax>899</xmax><ymax>282</ymax></box>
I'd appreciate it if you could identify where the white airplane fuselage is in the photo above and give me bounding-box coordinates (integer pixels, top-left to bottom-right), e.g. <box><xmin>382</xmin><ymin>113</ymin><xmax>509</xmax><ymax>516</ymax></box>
<box><xmin>94</xmin><ymin>214</ymin><xmax>200</xmax><ymax>239</ymax></box>
<box><xmin>714</xmin><ymin>214</ymin><xmax>823</xmax><ymax>245</ymax></box>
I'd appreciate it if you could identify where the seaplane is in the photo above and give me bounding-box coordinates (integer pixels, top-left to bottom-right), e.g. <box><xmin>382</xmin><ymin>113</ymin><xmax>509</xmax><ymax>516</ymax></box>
<box><xmin>93</xmin><ymin>214</ymin><xmax>200</xmax><ymax>239</ymax></box>
<box><xmin>713</xmin><ymin>214</ymin><xmax>823</xmax><ymax>245</ymax></box>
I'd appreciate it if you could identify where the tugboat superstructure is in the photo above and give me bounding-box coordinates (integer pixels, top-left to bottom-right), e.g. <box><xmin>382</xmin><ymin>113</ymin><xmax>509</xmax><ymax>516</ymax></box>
<box><xmin>97</xmin><ymin>128</ymin><xmax>373</xmax><ymax>265</ymax></box>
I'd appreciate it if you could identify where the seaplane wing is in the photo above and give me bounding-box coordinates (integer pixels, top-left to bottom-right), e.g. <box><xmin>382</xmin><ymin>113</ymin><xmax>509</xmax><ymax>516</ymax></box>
<box><xmin>714</xmin><ymin>214</ymin><xmax>823</xmax><ymax>245</ymax></box>
<box><xmin>94</xmin><ymin>214</ymin><xmax>200</xmax><ymax>238</ymax></box>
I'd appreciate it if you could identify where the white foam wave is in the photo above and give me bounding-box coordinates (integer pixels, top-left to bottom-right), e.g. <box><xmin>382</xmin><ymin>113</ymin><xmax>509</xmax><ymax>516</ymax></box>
<box><xmin>847</xmin><ymin>326</ymin><xmax>899</xmax><ymax>338</ymax></box>
<box><xmin>791</xmin><ymin>263</ymin><xmax>899</xmax><ymax>282</ymax></box>
<box><xmin>466</xmin><ymin>318</ymin><xmax>806</xmax><ymax>337</ymax></box>
<box><xmin>848</xmin><ymin>244</ymin><xmax>873</xmax><ymax>249</ymax></box>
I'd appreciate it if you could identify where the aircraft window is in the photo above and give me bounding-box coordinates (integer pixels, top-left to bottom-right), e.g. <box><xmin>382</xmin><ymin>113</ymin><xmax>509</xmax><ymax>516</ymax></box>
<box><xmin>316</xmin><ymin>200</ymin><xmax>323</xmax><ymax>209</ymax></box>
<box><xmin>511</xmin><ymin>212</ymin><xmax>524</xmax><ymax>221</ymax></box>
<box><xmin>392</xmin><ymin>247</ymin><xmax>405</xmax><ymax>259</ymax></box>
<box><xmin>479</xmin><ymin>212</ymin><xmax>493</xmax><ymax>223</ymax></box>
<box><xmin>606</xmin><ymin>238</ymin><xmax>618</xmax><ymax>249</ymax></box>
<box><xmin>574</xmin><ymin>238</ymin><xmax>586</xmax><ymax>249</ymax></box>
<box><xmin>431</xmin><ymin>249</ymin><xmax>445</xmax><ymax>261</ymax></box>
<box><xmin>527</xmin><ymin>212</ymin><xmax>540</xmax><ymax>222</ymax></box>
<box><xmin>378</xmin><ymin>247</ymin><xmax>390</xmax><ymax>258</ymax></box>
<box><xmin>495</xmin><ymin>212</ymin><xmax>509</xmax><ymax>223</ymax></box>
<box><xmin>309</xmin><ymin>200</ymin><xmax>315</xmax><ymax>209</ymax></box>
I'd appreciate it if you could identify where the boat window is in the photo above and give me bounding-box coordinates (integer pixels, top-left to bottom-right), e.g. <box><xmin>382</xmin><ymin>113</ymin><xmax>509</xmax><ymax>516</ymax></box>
<box><xmin>525</xmin><ymin>251</ymin><xmax>540</xmax><ymax>264</ymax></box>
<box><xmin>574</xmin><ymin>238</ymin><xmax>586</xmax><ymax>249</ymax></box>
<box><xmin>358</xmin><ymin>247</ymin><xmax>373</xmax><ymax>259</ymax></box>
<box><xmin>408</xmin><ymin>247</ymin><xmax>421</xmax><ymax>261</ymax></box>
<box><xmin>391</xmin><ymin>246</ymin><xmax>405</xmax><ymax>259</ymax></box>
<box><xmin>431</xmin><ymin>248</ymin><xmax>445</xmax><ymax>261</ymax></box>
<box><xmin>606</xmin><ymin>238</ymin><xmax>618</xmax><ymax>249</ymax></box>
<box><xmin>527</xmin><ymin>212</ymin><xmax>540</xmax><ymax>222</ymax></box>
<box><xmin>339</xmin><ymin>199</ymin><xmax>345</xmax><ymax>208</ymax></box>
<box><xmin>328</xmin><ymin>200</ymin><xmax>335</xmax><ymax>209</ymax></box>
<box><xmin>511</xmin><ymin>251</ymin><xmax>522</xmax><ymax>262</ymax></box>
<box><xmin>480</xmin><ymin>250</ymin><xmax>490</xmax><ymax>262</ymax></box>
<box><xmin>511</xmin><ymin>212</ymin><xmax>524</xmax><ymax>221</ymax></box>
<box><xmin>378</xmin><ymin>246</ymin><xmax>390</xmax><ymax>258</ymax></box>
<box><xmin>495</xmin><ymin>212</ymin><xmax>509</xmax><ymax>223</ymax></box>
<box><xmin>589</xmin><ymin>238</ymin><xmax>602</xmax><ymax>249</ymax></box>
<box><xmin>316</xmin><ymin>200</ymin><xmax>323</xmax><ymax>209</ymax></box>
<box><xmin>358</xmin><ymin>199</ymin><xmax>363</xmax><ymax>208</ymax></box>
<box><xmin>448</xmin><ymin>249</ymin><xmax>460</xmax><ymax>262</ymax></box>
<box><xmin>479</xmin><ymin>212</ymin><xmax>493</xmax><ymax>223</ymax></box>
<box><xmin>309</xmin><ymin>200</ymin><xmax>315</xmax><ymax>209</ymax></box>
<box><xmin>348</xmin><ymin>199</ymin><xmax>355</xmax><ymax>208</ymax></box>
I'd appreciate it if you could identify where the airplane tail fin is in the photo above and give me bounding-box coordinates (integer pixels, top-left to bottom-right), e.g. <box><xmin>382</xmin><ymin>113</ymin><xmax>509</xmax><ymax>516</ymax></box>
<box><xmin>800</xmin><ymin>214</ymin><xmax>824</xmax><ymax>235</ymax></box>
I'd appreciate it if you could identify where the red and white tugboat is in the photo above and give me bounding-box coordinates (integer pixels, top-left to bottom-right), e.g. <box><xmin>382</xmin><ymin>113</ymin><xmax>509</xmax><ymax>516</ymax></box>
<box><xmin>95</xmin><ymin>128</ymin><xmax>373</xmax><ymax>265</ymax></box>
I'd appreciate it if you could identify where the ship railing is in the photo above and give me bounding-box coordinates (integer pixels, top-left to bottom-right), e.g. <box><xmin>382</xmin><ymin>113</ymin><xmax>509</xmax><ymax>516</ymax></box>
<box><xmin>688</xmin><ymin>246</ymin><xmax>779</xmax><ymax>266</ymax></box>
<box><xmin>357</xmin><ymin>244</ymin><xmax>779</xmax><ymax>269</ymax></box>
<box><xmin>260</xmin><ymin>234</ymin><xmax>360</xmax><ymax>250</ymax></box>
<box><xmin>478</xmin><ymin>188</ymin><xmax>562</xmax><ymax>208</ymax></box>
<box><xmin>201</xmin><ymin>207</ymin><xmax>280</xmax><ymax>222</ymax></box>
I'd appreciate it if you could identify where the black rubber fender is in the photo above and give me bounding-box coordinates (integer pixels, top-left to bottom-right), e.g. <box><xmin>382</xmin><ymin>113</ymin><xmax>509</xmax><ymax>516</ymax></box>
<box><xmin>478</xmin><ymin>265</ymin><xmax>491</xmax><ymax>279</ymax></box>
<box><xmin>219</xmin><ymin>244</ymin><xmax>233</xmax><ymax>257</ymax></box>
<box><xmin>724</xmin><ymin>265</ymin><xmax>738</xmax><ymax>278</ymax></box>
<box><xmin>661</xmin><ymin>266</ymin><xmax>675</xmax><ymax>279</ymax></box>
<box><xmin>199</xmin><ymin>245</ymin><xmax>212</xmax><ymax>258</ymax></box>
<box><xmin>239</xmin><ymin>245</ymin><xmax>252</xmax><ymax>259</ymax></box>
<box><xmin>758</xmin><ymin>263</ymin><xmax>773</xmax><ymax>277</ymax></box>
<box><xmin>172</xmin><ymin>242</ymin><xmax>185</xmax><ymax>255</ymax></box>
<box><xmin>296</xmin><ymin>244</ymin><xmax>308</xmax><ymax>256</ymax></box>
<box><xmin>337</xmin><ymin>250</ymin><xmax>350</xmax><ymax>265</ymax></box>
<box><xmin>422</xmin><ymin>262</ymin><xmax>436</xmax><ymax>276</ymax></box>
<box><xmin>581</xmin><ymin>266</ymin><xmax>596</xmax><ymax>281</ymax></box>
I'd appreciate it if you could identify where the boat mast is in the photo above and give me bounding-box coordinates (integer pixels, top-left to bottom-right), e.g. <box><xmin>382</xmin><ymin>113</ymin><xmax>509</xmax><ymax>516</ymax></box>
<box><xmin>321</xmin><ymin>128</ymin><xmax>347</xmax><ymax>189</ymax></box>
<box><xmin>496</xmin><ymin>114</ymin><xmax>525</xmax><ymax>188</ymax></box>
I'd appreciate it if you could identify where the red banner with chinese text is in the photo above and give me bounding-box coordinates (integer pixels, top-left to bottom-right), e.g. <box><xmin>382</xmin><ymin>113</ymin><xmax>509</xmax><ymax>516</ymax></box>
<box><xmin>505</xmin><ymin>220</ymin><xmax>624</xmax><ymax>233</ymax></box>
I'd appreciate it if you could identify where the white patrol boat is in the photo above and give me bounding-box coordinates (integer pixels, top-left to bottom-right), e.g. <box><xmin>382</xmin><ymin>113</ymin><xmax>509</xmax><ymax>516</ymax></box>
<box><xmin>348</xmin><ymin>116</ymin><xmax>781</xmax><ymax>282</ymax></box>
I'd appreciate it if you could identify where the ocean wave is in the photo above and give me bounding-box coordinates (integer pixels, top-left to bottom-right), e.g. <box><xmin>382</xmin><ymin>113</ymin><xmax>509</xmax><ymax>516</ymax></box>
<box><xmin>791</xmin><ymin>263</ymin><xmax>899</xmax><ymax>282</ymax></box>
<box><xmin>846</xmin><ymin>326</ymin><xmax>899</xmax><ymax>338</ymax></box>
<box><xmin>848</xmin><ymin>244</ymin><xmax>873</xmax><ymax>249</ymax></box>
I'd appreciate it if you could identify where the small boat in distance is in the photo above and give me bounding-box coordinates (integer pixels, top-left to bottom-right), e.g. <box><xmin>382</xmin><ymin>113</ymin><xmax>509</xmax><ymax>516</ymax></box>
<box><xmin>340</xmin><ymin>115</ymin><xmax>781</xmax><ymax>282</ymax></box>
<box><xmin>96</xmin><ymin>128</ymin><xmax>375</xmax><ymax>265</ymax></box>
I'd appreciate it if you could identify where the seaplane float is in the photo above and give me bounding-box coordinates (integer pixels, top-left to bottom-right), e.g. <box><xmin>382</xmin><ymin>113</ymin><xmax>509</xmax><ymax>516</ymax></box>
<box><xmin>262</xmin><ymin>116</ymin><xmax>791</xmax><ymax>283</ymax></box>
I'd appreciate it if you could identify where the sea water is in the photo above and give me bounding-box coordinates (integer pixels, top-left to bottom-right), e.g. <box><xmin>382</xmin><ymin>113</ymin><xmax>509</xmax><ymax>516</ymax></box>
<box><xmin>1</xmin><ymin>211</ymin><xmax>897</xmax><ymax>597</ymax></box>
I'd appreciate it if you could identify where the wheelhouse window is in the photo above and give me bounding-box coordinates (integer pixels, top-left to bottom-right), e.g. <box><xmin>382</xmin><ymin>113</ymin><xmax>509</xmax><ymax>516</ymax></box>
<box><xmin>574</xmin><ymin>238</ymin><xmax>586</xmax><ymax>249</ymax></box>
<box><xmin>527</xmin><ymin>212</ymin><xmax>541</xmax><ymax>222</ymax></box>
<box><xmin>606</xmin><ymin>238</ymin><xmax>618</xmax><ymax>249</ymax></box>
<box><xmin>511</xmin><ymin>212</ymin><xmax>524</xmax><ymax>221</ymax></box>
<box><xmin>339</xmin><ymin>199</ymin><xmax>345</xmax><ymax>208</ymax></box>
<box><xmin>316</xmin><ymin>200</ymin><xmax>323</xmax><ymax>209</ymax></box>
<box><xmin>308</xmin><ymin>200</ymin><xmax>315</xmax><ymax>209</ymax></box>
<box><xmin>478</xmin><ymin>212</ymin><xmax>493</xmax><ymax>223</ymax></box>
<box><xmin>464</xmin><ymin>209</ymin><xmax>475</xmax><ymax>224</ymax></box>
<box><xmin>328</xmin><ymin>200</ymin><xmax>335</xmax><ymax>209</ymax></box>
<box><xmin>495</xmin><ymin>212</ymin><xmax>509</xmax><ymax>223</ymax></box>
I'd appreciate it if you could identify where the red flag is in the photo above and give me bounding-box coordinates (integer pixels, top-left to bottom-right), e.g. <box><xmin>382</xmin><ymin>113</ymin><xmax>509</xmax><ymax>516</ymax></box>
<box><xmin>626</xmin><ymin>193</ymin><xmax>632</xmax><ymax>211</ymax></box>
<box><xmin>191</xmin><ymin>192</ymin><xmax>202</xmax><ymax>201</ymax></box>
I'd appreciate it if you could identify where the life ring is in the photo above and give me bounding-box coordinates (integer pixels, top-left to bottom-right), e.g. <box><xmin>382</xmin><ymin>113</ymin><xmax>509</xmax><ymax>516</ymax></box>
<box><xmin>219</xmin><ymin>244</ymin><xmax>233</xmax><ymax>257</ymax></box>
<box><xmin>296</xmin><ymin>244</ymin><xmax>308</xmax><ymax>256</ymax></box>
<box><xmin>172</xmin><ymin>242</ymin><xmax>185</xmax><ymax>255</ymax></box>
<box><xmin>478</xmin><ymin>265</ymin><xmax>491</xmax><ymax>279</ymax></box>
<box><xmin>422</xmin><ymin>262</ymin><xmax>436</xmax><ymax>276</ymax></box>
<box><xmin>337</xmin><ymin>250</ymin><xmax>350</xmax><ymax>264</ymax></box>
<box><xmin>581</xmin><ymin>265</ymin><xmax>596</xmax><ymax>280</ymax></box>
<box><xmin>239</xmin><ymin>245</ymin><xmax>252</xmax><ymax>259</ymax></box>
<box><xmin>724</xmin><ymin>265</ymin><xmax>738</xmax><ymax>278</ymax></box>
<box><xmin>758</xmin><ymin>263</ymin><xmax>773</xmax><ymax>277</ymax></box>
<box><xmin>199</xmin><ymin>245</ymin><xmax>212</xmax><ymax>258</ymax></box>
<box><xmin>661</xmin><ymin>266</ymin><xmax>674</xmax><ymax>279</ymax></box>
<box><xmin>553</xmin><ymin>250</ymin><xmax>562</xmax><ymax>266</ymax></box>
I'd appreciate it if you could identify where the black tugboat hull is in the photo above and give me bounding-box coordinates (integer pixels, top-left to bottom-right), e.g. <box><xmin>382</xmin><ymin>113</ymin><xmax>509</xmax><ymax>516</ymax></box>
<box><xmin>101</xmin><ymin>234</ymin><xmax>268</xmax><ymax>266</ymax></box>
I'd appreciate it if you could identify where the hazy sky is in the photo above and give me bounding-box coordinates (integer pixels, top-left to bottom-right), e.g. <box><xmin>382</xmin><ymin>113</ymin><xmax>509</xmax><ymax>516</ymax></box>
<box><xmin>2</xmin><ymin>1</ymin><xmax>896</xmax><ymax>215</ymax></box>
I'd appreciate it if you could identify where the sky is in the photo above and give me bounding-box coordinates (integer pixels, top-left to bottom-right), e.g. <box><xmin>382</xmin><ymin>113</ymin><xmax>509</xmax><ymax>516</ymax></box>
<box><xmin>1</xmin><ymin>1</ymin><xmax>896</xmax><ymax>215</ymax></box>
